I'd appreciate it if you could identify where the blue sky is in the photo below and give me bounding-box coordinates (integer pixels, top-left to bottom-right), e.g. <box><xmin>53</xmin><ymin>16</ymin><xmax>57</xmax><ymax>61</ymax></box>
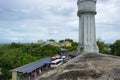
<box><xmin>0</xmin><ymin>0</ymin><xmax>119</xmax><ymax>43</ymax></box>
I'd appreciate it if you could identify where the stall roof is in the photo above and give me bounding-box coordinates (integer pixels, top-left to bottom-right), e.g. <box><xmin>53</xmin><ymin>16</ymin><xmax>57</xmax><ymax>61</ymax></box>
<box><xmin>11</xmin><ymin>57</ymin><xmax>51</xmax><ymax>73</ymax></box>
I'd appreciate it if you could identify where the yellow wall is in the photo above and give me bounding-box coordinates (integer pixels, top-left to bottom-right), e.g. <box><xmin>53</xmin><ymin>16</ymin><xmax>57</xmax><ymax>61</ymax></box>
<box><xmin>64</xmin><ymin>41</ymin><xmax>72</xmax><ymax>47</ymax></box>
<box><xmin>12</xmin><ymin>71</ymin><xmax>18</xmax><ymax>80</ymax></box>
<box><xmin>53</xmin><ymin>43</ymin><xmax>61</xmax><ymax>47</ymax></box>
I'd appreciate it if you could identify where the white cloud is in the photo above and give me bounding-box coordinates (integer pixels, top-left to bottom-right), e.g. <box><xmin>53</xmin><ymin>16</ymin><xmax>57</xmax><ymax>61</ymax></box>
<box><xmin>97</xmin><ymin>0</ymin><xmax>120</xmax><ymax>24</ymax></box>
<box><xmin>96</xmin><ymin>0</ymin><xmax>120</xmax><ymax>43</ymax></box>
<box><xmin>0</xmin><ymin>0</ymin><xmax>119</xmax><ymax>43</ymax></box>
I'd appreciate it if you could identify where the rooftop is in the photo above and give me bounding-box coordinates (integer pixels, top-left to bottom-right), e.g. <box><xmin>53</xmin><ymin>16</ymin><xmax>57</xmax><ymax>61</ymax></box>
<box><xmin>11</xmin><ymin>57</ymin><xmax>51</xmax><ymax>73</ymax></box>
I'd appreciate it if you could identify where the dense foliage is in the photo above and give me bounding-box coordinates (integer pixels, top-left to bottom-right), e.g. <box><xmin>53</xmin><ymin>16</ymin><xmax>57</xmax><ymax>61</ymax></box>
<box><xmin>60</xmin><ymin>39</ymin><xmax>78</xmax><ymax>51</ymax></box>
<box><xmin>97</xmin><ymin>39</ymin><xmax>111</xmax><ymax>54</ymax></box>
<box><xmin>97</xmin><ymin>39</ymin><xmax>120</xmax><ymax>56</ymax></box>
<box><xmin>110</xmin><ymin>40</ymin><xmax>120</xmax><ymax>56</ymax></box>
<box><xmin>0</xmin><ymin>39</ymin><xmax>120</xmax><ymax>80</ymax></box>
<box><xmin>0</xmin><ymin>43</ymin><xmax>60</xmax><ymax>80</ymax></box>
<box><xmin>62</xmin><ymin>42</ymin><xmax>78</xmax><ymax>51</ymax></box>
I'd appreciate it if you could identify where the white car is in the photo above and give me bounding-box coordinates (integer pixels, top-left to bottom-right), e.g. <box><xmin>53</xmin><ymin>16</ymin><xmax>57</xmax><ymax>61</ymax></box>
<box><xmin>50</xmin><ymin>59</ymin><xmax>63</xmax><ymax>68</ymax></box>
<box><xmin>61</xmin><ymin>56</ymin><xmax>66</xmax><ymax>59</ymax></box>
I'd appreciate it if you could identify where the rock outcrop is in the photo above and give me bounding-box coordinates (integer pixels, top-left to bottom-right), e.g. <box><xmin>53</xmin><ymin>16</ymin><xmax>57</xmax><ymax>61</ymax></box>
<box><xmin>37</xmin><ymin>53</ymin><xmax>120</xmax><ymax>80</ymax></box>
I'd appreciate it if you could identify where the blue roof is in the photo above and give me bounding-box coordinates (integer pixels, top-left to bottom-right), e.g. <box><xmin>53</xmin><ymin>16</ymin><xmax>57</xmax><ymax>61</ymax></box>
<box><xmin>11</xmin><ymin>58</ymin><xmax>51</xmax><ymax>73</ymax></box>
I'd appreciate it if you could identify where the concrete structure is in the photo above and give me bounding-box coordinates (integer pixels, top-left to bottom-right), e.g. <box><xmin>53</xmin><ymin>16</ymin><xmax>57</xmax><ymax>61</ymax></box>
<box><xmin>12</xmin><ymin>71</ymin><xmax>18</xmax><ymax>80</ymax></box>
<box><xmin>46</xmin><ymin>41</ymin><xmax>61</xmax><ymax>47</ymax></box>
<box><xmin>37</xmin><ymin>40</ymin><xmax>44</xmax><ymax>44</ymax></box>
<box><xmin>63</xmin><ymin>41</ymin><xmax>72</xmax><ymax>47</ymax></box>
<box><xmin>77</xmin><ymin>0</ymin><xmax>99</xmax><ymax>53</ymax></box>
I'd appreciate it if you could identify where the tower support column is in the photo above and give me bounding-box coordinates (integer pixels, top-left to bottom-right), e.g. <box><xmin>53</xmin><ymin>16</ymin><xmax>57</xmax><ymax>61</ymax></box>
<box><xmin>77</xmin><ymin>0</ymin><xmax>99</xmax><ymax>53</ymax></box>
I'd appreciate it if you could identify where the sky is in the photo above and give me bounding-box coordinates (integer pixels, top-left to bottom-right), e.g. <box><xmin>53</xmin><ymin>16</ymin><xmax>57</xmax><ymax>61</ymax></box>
<box><xmin>0</xmin><ymin>0</ymin><xmax>119</xmax><ymax>43</ymax></box>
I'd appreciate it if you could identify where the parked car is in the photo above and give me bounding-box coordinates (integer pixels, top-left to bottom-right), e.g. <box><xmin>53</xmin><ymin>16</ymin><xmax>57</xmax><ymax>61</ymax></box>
<box><xmin>51</xmin><ymin>54</ymin><xmax>61</xmax><ymax>60</ymax></box>
<box><xmin>61</xmin><ymin>56</ymin><xmax>67</xmax><ymax>63</ymax></box>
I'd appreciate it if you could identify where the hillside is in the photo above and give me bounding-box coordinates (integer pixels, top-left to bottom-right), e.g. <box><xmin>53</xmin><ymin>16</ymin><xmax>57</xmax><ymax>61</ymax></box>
<box><xmin>37</xmin><ymin>53</ymin><xmax>120</xmax><ymax>80</ymax></box>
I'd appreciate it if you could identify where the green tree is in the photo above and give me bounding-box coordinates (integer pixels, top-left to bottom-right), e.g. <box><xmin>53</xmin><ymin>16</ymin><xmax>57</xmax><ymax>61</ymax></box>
<box><xmin>0</xmin><ymin>44</ymin><xmax>38</xmax><ymax>80</ymax></box>
<box><xmin>111</xmin><ymin>40</ymin><xmax>120</xmax><ymax>56</ymax></box>
<box><xmin>48</xmin><ymin>39</ymin><xmax>55</xmax><ymax>42</ymax></box>
<box><xmin>97</xmin><ymin>39</ymin><xmax>105</xmax><ymax>52</ymax></box>
<box><xmin>0</xmin><ymin>42</ymin><xmax>61</xmax><ymax>80</ymax></box>
<box><xmin>0</xmin><ymin>48</ymin><xmax>23</xmax><ymax>80</ymax></box>
<box><xmin>62</xmin><ymin>41</ymin><xmax>78</xmax><ymax>51</ymax></box>
<box><xmin>21</xmin><ymin>53</ymin><xmax>37</xmax><ymax>65</ymax></box>
<box><xmin>65</xmin><ymin>39</ymin><xmax>73</xmax><ymax>43</ymax></box>
<box><xmin>40</xmin><ymin>44</ymin><xmax>60</xmax><ymax>57</ymax></box>
<box><xmin>59</xmin><ymin>40</ymin><xmax>65</xmax><ymax>43</ymax></box>
<box><xmin>10</xmin><ymin>42</ymin><xmax>23</xmax><ymax>48</ymax></box>
<box><xmin>97</xmin><ymin>39</ymin><xmax>111</xmax><ymax>54</ymax></box>
<box><xmin>0</xmin><ymin>68</ymin><xmax>2</xmax><ymax>76</ymax></box>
